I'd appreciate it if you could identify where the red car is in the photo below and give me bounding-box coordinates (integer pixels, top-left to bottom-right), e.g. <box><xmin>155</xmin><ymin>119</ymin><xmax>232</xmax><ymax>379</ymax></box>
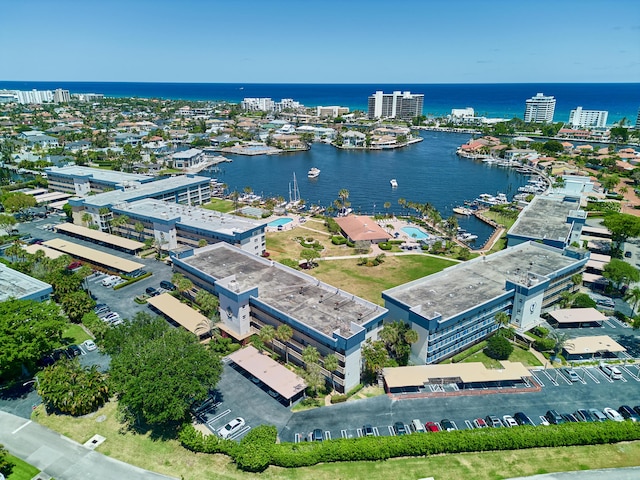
<box><xmin>425</xmin><ymin>421</ymin><xmax>440</xmax><ymax>432</ymax></box>
<box><xmin>67</xmin><ymin>261</ymin><xmax>83</xmax><ymax>270</ymax></box>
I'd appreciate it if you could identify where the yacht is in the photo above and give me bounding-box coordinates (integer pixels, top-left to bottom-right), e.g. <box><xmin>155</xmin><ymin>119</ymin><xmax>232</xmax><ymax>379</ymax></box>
<box><xmin>390</xmin><ymin>179</ymin><xmax>398</xmax><ymax>188</ymax></box>
<box><xmin>307</xmin><ymin>167</ymin><xmax>320</xmax><ymax>179</ymax></box>
<box><xmin>453</xmin><ymin>206</ymin><xmax>473</xmax><ymax>216</ymax></box>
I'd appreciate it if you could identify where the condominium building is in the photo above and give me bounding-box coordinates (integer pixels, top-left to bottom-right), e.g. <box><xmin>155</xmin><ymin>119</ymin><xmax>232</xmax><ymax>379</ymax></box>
<box><xmin>367</xmin><ymin>91</ymin><xmax>424</xmax><ymax>120</ymax></box>
<box><xmin>569</xmin><ymin>107</ymin><xmax>608</xmax><ymax>128</ymax></box>
<box><xmin>241</xmin><ymin>98</ymin><xmax>275</xmax><ymax>112</ymax></box>
<box><xmin>45</xmin><ymin>166</ymin><xmax>154</xmax><ymax>196</ymax></box>
<box><xmin>53</xmin><ymin>88</ymin><xmax>71</xmax><ymax>103</ymax></box>
<box><xmin>0</xmin><ymin>264</ymin><xmax>52</xmax><ymax>303</ymax></box>
<box><xmin>316</xmin><ymin>106</ymin><xmax>350</xmax><ymax>118</ymax></box>
<box><xmin>524</xmin><ymin>93</ymin><xmax>556</xmax><ymax>123</ymax></box>
<box><xmin>173</xmin><ymin>242</ymin><xmax>388</xmax><ymax>392</ymax></box>
<box><xmin>383</xmin><ymin>241</ymin><xmax>588</xmax><ymax>364</ymax></box>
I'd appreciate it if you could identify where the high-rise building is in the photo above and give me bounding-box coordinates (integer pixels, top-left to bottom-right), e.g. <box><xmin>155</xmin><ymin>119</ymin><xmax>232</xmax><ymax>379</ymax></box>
<box><xmin>368</xmin><ymin>91</ymin><xmax>424</xmax><ymax>120</ymax></box>
<box><xmin>635</xmin><ymin>108</ymin><xmax>640</xmax><ymax>130</ymax></box>
<box><xmin>524</xmin><ymin>93</ymin><xmax>556</xmax><ymax>123</ymax></box>
<box><xmin>568</xmin><ymin>107</ymin><xmax>608</xmax><ymax>128</ymax></box>
<box><xmin>53</xmin><ymin>88</ymin><xmax>71</xmax><ymax>103</ymax></box>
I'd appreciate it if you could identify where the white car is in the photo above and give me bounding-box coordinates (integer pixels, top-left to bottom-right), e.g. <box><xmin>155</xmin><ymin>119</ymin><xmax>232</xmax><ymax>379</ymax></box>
<box><xmin>101</xmin><ymin>275</ymin><xmax>120</xmax><ymax>287</ymax></box>
<box><xmin>218</xmin><ymin>417</ymin><xmax>245</xmax><ymax>439</ymax></box>
<box><xmin>103</xmin><ymin>312</ymin><xmax>121</xmax><ymax>323</ymax></box>
<box><xmin>502</xmin><ymin>415</ymin><xmax>518</xmax><ymax>427</ymax></box>
<box><xmin>603</xmin><ymin>407</ymin><xmax>624</xmax><ymax>422</ymax></box>
<box><xmin>82</xmin><ymin>340</ymin><xmax>97</xmax><ymax>351</ymax></box>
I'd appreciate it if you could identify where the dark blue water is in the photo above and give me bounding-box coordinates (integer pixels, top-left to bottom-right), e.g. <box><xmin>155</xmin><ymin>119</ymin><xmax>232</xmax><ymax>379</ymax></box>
<box><xmin>210</xmin><ymin>131</ymin><xmax>529</xmax><ymax>245</ymax></box>
<box><xmin>1</xmin><ymin>81</ymin><xmax>638</xmax><ymax>124</ymax></box>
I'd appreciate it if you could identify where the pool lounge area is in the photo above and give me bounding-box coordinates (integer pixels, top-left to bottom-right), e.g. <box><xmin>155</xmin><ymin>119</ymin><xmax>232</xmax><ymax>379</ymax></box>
<box><xmin>267</xmin><ymin>217</ymin><xmax>295</xmax><ymax>231</ymax></box>
<box><xmin>402</xmin><ymin>226</ymin><xmax>429</xmax><ymax>240</ymax></box>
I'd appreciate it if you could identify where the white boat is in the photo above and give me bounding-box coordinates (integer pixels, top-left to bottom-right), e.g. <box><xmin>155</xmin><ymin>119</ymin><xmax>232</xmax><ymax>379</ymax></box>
<box><xmin>307</xmin><ymin>167</ymin><xmax>320</xmax><ymax>179</ymax></box>
<box><xmin>458</xmin><ymin>232</ymin><xmax>478</xmax><ymax>242</ymax></box>
<box><xmin>390</xmin><ymin>179</ymin><xmax>398</xmax><ymax>188</ymax></box>
<box><xmin>453</xmin><ymin>206</ymin><xmax>473</xmax><ymax>216</ymax></box>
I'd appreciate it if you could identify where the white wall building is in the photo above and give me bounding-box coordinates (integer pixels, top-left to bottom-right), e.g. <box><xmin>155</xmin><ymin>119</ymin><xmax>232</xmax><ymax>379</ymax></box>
<box><xmin>316</xmin><ymin>106</ymin><xmax>350</xmax><ymax>117</ymax></box>
<box><xmin>241</xmin><ymin>98</ymin><xmax>275</xmax><ymax>111</ymax></box>
<box><xmin>368</xmin><ymin>91</ymin><xmax>424</xmax><ymax>120</ymax></box>
<box><xmin>569</xmin><ymin>107</ymin><xmax>608</xmax><ymax>129</ymax></box>
<box><xmin>524</xmin><ymin>93</ymin><xmax>556</xmax><ymax>123</ymax></box>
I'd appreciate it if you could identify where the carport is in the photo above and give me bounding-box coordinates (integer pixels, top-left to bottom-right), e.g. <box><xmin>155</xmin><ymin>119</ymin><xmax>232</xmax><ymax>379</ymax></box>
<box><xmin>227</xmin><ymin>345</ymin><xmax>306</xmax><ymax>406</ymax></box>
<box><xmin>42</xmin><ymin>238</ymin><xmax>144</xmax><ymax>274</ymax></box>
<box><xmin>54</xmin><ymin>223</ymin><xmax>145</xmax><ymax>255</ymax></box>
<box><xmin>562</xmin><ymin>335</ymin><xmax>626</xmax><ymax>361</ymax></box>
<box><xmin>548</xmin><ymin>308</ymin><xmax>607</xmax><ymax>328</ymax></box>
<box><xmin>146</xmin><ymin>293</ymin><xmax>210</xmax><ymax>341</ymax></box>
<box><xmin>382</xmin><ymin>361</ymin><xmax>533</xmax><ymax>394</ymax></box>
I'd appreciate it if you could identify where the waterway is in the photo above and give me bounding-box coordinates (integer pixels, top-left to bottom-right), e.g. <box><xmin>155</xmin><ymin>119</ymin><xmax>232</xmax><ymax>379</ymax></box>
<box><xmin>203</xmin><ymin>131</ymin><xmax>531</xmax><ymax>245</ymax></box>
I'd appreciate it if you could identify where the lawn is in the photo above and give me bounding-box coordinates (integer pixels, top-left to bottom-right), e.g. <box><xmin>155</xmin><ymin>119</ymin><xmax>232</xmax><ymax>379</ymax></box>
<box><xmin>31</xmin><ymin>402</ymin><xmax>640</xmax><ymax>480</ymax></box>
<box><xmin>202</xmin><ymin>199</ymin><xmax>236</xmax><ymax>213</ymax></box>
<box><xmin>5</xmin><ymin>454</ymin><xmax>40</xmax><ymax>480</ymax></box>
<box><xmin>482</xmin><ymin>210</ymin><xmax>519</xmax><ymax>230</ymax></box>
<box><xmin>309</xmin><ymin>255</ymin><xmax>456</xmax><ymax>305</ymax></box>
<box><xmin>266</xmin><ymin>228</ymin><xmax>349</xmax><ymax>260</ymax></box>
<box><xmin>461</xmin><ymin>345</ymin><xmax>543</xmax><ymax>368</ymax></box>
<box><xmin>62</xmin><ymin>323</ymin><xmax>92</xmax><ymax>345</ymax></box>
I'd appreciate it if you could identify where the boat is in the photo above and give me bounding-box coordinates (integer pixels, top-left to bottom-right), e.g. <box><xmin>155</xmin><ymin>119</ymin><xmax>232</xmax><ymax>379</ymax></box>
<box><xmin>453</xmin><ymin>206</ymin><xmax>473</xmax><ymax>216</ymax></box>
<box><xmin>458</xmin><ymin>232</ymin><xmax>478</xmax><ymax>242</ymax></box>
<box><xmin>307</xmin><ymin>167</ymin><xmax>320</xmax><ymax>179</ymax></box>
<box><xmin>390</xmin><ymin>179</ymin><xmax>398</xmax><ymax>188</ymax></box>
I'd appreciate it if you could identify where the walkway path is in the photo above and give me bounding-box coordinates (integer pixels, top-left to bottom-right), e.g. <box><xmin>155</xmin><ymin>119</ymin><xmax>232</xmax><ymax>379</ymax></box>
<box><xmin>0</xmin><ymin>411</ymin><xmax>175</xmax><ymax>480</ymax></box>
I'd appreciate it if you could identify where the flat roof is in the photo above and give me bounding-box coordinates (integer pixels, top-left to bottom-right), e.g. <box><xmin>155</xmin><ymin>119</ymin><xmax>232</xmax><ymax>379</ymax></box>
<box><xmin>146</xmin><ymin>293</ymin><xmax>208</xmax><ymax>335</ymax></box>
<box><xmin>114</xmin><ymin>199</ymin><xmax>267</xmax><ymax>235</ymax></box>
<box><xmin>22</xmin><ymin>244</ymin><xmax>66</xmax><ymax>259</ymax></box>
<box><xmin>228</xmin><ymin>345</ymin><xmax>306</xmax><ymax>400</ymax></box>
<box><xmin>46</xmin><ymin>165</ymin><xmax>153</xmax><ymax>184</ymax></box>
<box><xmin>334</xmin><ymin>215</ymin><xmax>392</xmax><ymax>242</ymax></box>
<box><xmin>32</xmin><ymin>192</ymin><xmax>72</xmax><ymax>204</ymax></box>
<box><xmin>43</xmin><ymin>238</ymin><xmax>144</xmax><ymax>273</ymax></box>
<box><xmin>0</xmin><ymin>263</ymin><xmax>52</xmax><ymax>302</ymax></box>
<box><xmin>583</xmin><ymin>272</ymin><xmax>606</xmax><ymax>283</ymax></box>
<box><xmin>549</xmin><ymin>308</ymin><xmax>607</xmax><ymax>324</ymax></box>
<box><xmin>383</xmin><ymin>361</ymin><xmax>532</xmax><ymax>389</ymax></box>
<box><xmin>508</xmin><ymin>196</ymin><xmax>584</xmax><ymax>242</ymax></box>
<box><xmin>563</xmin><ymin>335</ymin><xmax>626</xmax><ymax>355</ymax></box>
<box><xmin>54</xmin><ymin>222</ymin><xmax>145</xmax><ymax>251</ymax></box>
<box><xmin>78</xmin><ymin>175</ymin><xmax>210</xmax><ymax>208</ymax></box>
<box><xmin>181</xmin><ymin>243</ymin><xmax>386</xmax><ymax>339</ymax></box>
<box><xmin>582</xmin><ymin>226</ymin><xmax>610</xmax><ymax>236</ymax></box>
<box><xmin>383</xmin><ymin>242</ymin><xmax>582</xmax><ymax>321</ymax></box>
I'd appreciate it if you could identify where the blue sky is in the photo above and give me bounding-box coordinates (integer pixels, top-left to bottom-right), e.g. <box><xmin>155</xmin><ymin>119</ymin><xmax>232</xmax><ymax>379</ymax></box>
<box><xmin>2</xmin><ymin>0</ymin><xmax>639</xmax><ymax>83</ymax></box>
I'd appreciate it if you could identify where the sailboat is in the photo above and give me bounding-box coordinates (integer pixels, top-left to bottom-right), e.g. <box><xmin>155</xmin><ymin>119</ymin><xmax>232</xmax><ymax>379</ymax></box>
<box><xmin>287</xmin><ymin>172</ymin><xmax>302</xmax><ymax>210</ymax></box>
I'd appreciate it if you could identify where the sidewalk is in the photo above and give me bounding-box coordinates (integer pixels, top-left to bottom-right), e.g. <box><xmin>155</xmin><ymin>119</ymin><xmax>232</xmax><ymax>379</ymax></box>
<box><xmin>0</xmin><ymin>411</ymin><xmax>175</xmax><ymax>480</ymax></box>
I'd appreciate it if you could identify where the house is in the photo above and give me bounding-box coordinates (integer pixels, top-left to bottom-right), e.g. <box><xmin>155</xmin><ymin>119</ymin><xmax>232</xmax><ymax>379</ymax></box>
<box><xmin>172</xmin><ymin>148</ymin><xmax>204</xmax><ymax>169</ymax></box>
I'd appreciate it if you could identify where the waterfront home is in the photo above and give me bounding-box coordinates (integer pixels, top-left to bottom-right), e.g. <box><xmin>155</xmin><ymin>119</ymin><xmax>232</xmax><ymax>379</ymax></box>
<box><xmin>341</xmin><ymin>130</ymin><xmax>366</xmax><ymax>148</ymax></box>
<box><xmin>272</xmin><ymin>134</ymin><xmax>307</xmax><ymax>151</ymax></box>
<box><xmin>172</xmin><ymin>148</ymin><xmax>205</xmax><ymax>169</ymax></box>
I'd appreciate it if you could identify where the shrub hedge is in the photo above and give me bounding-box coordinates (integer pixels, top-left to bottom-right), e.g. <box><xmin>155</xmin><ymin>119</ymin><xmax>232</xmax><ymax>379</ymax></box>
<box><xmin>180</xmin><ymin>421</ymin><xmax>640</xmax><ymax>472</ymax></box>
<box><xmin>331</xmin><ymin>236</ymin><xmax>347</xmax><ymax>245</ymax></box>
<box><xmin>113</xmin><ymin>271</ymin><xmax>152</xmax><ymax>290</ymax></box>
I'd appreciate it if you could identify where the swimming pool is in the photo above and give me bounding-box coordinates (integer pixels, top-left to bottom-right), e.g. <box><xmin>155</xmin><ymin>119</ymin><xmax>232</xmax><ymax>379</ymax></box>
<box><xmin>268</xmin><ymin>217</ymin><xmax>293</xmax><ymax>227</ymax></box>
<box><xmin>402</xmin><ymin>226</ymin><xmax>429</xmax><ymax>240</ymax></box>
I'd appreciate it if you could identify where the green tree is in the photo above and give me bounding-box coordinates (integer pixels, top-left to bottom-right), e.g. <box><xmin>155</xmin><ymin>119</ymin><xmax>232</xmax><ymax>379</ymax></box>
<box><xmin>259</xmin><ymin>325</ymin><xmax>276</xmax><ymax>347</ymax></box>
<box><xmin>323</xmin><ymin>353</ymin><xmax>339</xmax><ymax>392</ymax></box>
<box><xmin>275</xmin><ymin>324</ymin><xmax>293</xmax><ymax>363</ymax></box>
<box><xmin>0</xmin><ymin>299</ymin><xmax>67</xmax><ymax>380</ymax></box>
<box><xmin>104</xmin><ymin>313</ymin><xmax>222</xmax><ymax>425</ymax></box>
<box><xmin>195</xmin><ymin>289</ymin><xmax>219</xmax><ymax>317</ymax></box>
<box><xmin>361</xmin><ymin>339</ymin><xmax>388</xmax><ymax>378</ymax></box>
<box><xmin>0</xmin><ymin>213</ymin><xmax>17</xmax><ymax>233</ymax></box>
<box><xmin>2</xmin><ymin>192</ymin><xmax>36</xmax><ymax>214</ymax></box>
<box><xmin>302</xmin><ymin>345</ymin><xmax>320</xmax><ymax>367</ymax></box>
<box><xmin>45</xmin><ymin>269</ymin><xmax>84</xmax><ymax>301</ymax></box>
<box><xmin>37</xmin><ymin>359</ymin><xmax>109</xmax><ymax>415</ymax></box>
<box><xmin>0</xmin><ymin>444</ymin><xmax>14</xmax><ymax>477</ymax></box>
<box><xmin>624</xmin><ymin>287</ymin><xmax>640</xmax><ymax>316</ymax></box>
<box><xmin>603</xmin><ymin>258</ymin><xmax>640</xmax><ymax>290</ymax></box>
<box><xmin>134</xmin><ymin>221</ymin><xmax>145</xmax><ymax>240</ymax></box>
<box><xmin>60</xmin><ymin>290</ymin><xmax>96</xmax><ymax>323</ymax></box>
<box><xmin>300</xmin><ymin>248</ymin><xmax>318</xmax><ymax>268</ymax></box>
<box><xmin>572</xmin><ymin>293</ymin><xmax>597</xmax><ymax>309</ymax></box>
<box><xmin>495</xmin><ymin>311</ymin><xmax>511</xmax><ymax>328</ymax></box>
<box><xmin>548</xmin><ymin>330</ymin><xmax>573</xmax><ymax>359</ymax></box>
<box><xmin>485</xmin><ymin>334</ymin><xmax>513</xmax><ymax>360</ymax></box>
<box><xmin>379</xmin><ymin>321</ymin><xmax>417</xmax><ymax>365</ymax></box>
<box><xmin>172</xmin><ymin>273</ymin><xmax>194</xmax><ymax>295</ymax></box>
<box><xmin>602</xmin><ymin>213</ymin><xmax>640</xmax><ymax>250</ymax></box>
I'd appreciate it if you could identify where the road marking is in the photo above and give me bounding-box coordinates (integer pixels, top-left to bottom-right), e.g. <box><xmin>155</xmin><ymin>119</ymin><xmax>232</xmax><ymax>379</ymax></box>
<box><xmin>206</xmin><ymin>408</ymin><xmax>231</xmax><ymax>425</ymax></box>
<box><xmin>229</xmin><ymin>425</ymin><xmax>251</xmax><ymax>440</ymax></box>
<box><xmin>621</xmin><ymin>365</ymin><xmax>640</xmax><ymax>381</ymax></box>
<box><xmin>12</xmin><ymin>420</ymin><xmax>31</xmax><ymax>434</ymax></box>
<box><xmin>388</xmin><ymin>425</ymin><xmax>395</xmax><ymax>436</ymax></box>
<box><xmin>373</xmin><ymin>426</ymin><xmax>380</xmax><ymax>437</ymax></box>
<box><xmin>603</xmin><ymin>319</ymin><xmax>616</xmax><ymax>329</ymax></box>
<box><xmin>539</xmin><ymin>369</ymin><xmax>559</xmax><ymax>386</ymax></box>
<box><xmin>356</xmin><ymin>428</ymin><xmax>363</xmax><ymax>438</ymax></box>
<box><xmin>582</xmin><ymin>367</ymin><xmax>601</xmax><ymax>384</ymax></box>
<box><xmin>340</xmin><ymin>429</ymin><xmax>348</xmax><ymax>439</ymax></box>
<box><xmin>451</xmin><ymin>421</ymin><xmax>459</xmax><ymax>431</ymax></box>
<box><xmin>465</xmin><ymin>420</ymin><xmax>474</xmax><ymax>430</ymax></box>
<box><xmin>529</xmin><ymin>370</ymin><xmax>545</xmax><ymax>387</ymax></box>
<box><xmin>294</xmin><ymin>433</ymin><xmax>302</xmax><ymax>443</ymax></box>
<box><xmin>324</xmin><ymin>431</ymin><xmax>331</xmax><ymax>440</ymax></box>
<box><xmin>595</xmin><ymin>368</ymin><xmax>614</xmax><ymax>383</ymax></box>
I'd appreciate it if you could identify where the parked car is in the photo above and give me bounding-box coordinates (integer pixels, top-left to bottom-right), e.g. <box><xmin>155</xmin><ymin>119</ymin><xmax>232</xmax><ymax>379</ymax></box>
<box><xmin>101</xmin><ymin>275</ymin><xmax>120</xmax><ymax>287</ymax></box>
<box><xmin>502</xmin><ymin>415</ymin><xmax>518</xmax><ymax>427</ymax></box>
<box><xmin>603</xmin><ymin>407</ymin><xmax>624</xmax><ymax>422</ymax></box>
<box><xmin>97</xmin><ymin>309</ymin><xmax>113</xmax><ymax>319</ymax></box>
<box><xmin>82</xmin><ymin>339</ymin><xmax>97</xmax><ymax>352</ymax></box>
<box><xmin>565</xmin><ymin>369</ymin><xmax>580</xmax><ymax>382</ymax></box>
<box><xmin>425</xmin><ymin>421</ymin><xmax>440</xmax><ymax>432</ymax></box>
<box><xmin>410</xmin><ymin>419</ymin><xmax>425</xmax><ymax>433</ymax></box>
<box><xmin>68</xmin><ymin>261</ymin><xmax>83</xmax><ymax>270</ymax></box>
<box><xmin>575</xmin><ymin>409</ymin><xmax>595</xmax><ymax>422</ymax></box>
<box><xmin>66</xmin><ymin>345</ymin><xmax>82</xmax><ymax>357</ymax></box>
<box><xmin>394</xmin><ymin>422</ymin><xmax>408</xmax><ymax>436</ymax></box>
<box><xmin>94</xmin><ymin>305</ymin><xmax>110</xmax><ymax>315</ymax></box>
<box><xmin>160</xmin><ymin>280</ymin><xmax>176</xmax><ymax>291</ymax></box>
<box><xmin>146</xmin><ymin>286</ymin><xmax>159</xmax><ymax>296</ymax></box>
<box><xmin>618</xmin><ymin>405</ymin><xmax>640</xmax><ymax>422</ymax></box>
<box><xmin>625</xmin><ymin>251</ymin><xmax>632</xmax><ymax>258</ymax></box>
<box><xmin>473</xmin><ymin>418</ymin><xmax>488</xmax><ymax>429</ymax></box>
<box><xmin>103</xmin><ymin>312</ymin><xmax>121</xmax><ymax>323</ymax></box>
<box><xmin>545</xmin><ymin>410</ymin><xmax>565</xmax><ymax>425</ymax></box>
<box><xmin>440</xmin><ymin>419</ymin><xmax>456</xmax><ymax>431</ymax></box>
<box><xmin>600</xmin><ymin>364</ymin><xmax>623</xmax><ymax>380</ymax></box>
<box><xmin>514</xmin><ymin>412</ymin><xmax>535</xmax><ymax>426</ymax></box>
<box><xmin>589</xmin><ymin>408</ymin><xmax>607</xmax><ymax>422</ymax></box>
<box><xmin>562</xmin><ymin>413</ymin><xmax>579</xmax><ymax>423</ymax></box>
<box><xmin>129</xmin><ymin>270</ymin><xmax>147</xmax><ymax>278</ymax></box>
<box><xmin>633</xmin><ymin>406</ymin><xmax>640</xmax><ymax>417</ymax></box>
<box><xmin>485</xmin><ymin>415</ymin><xmax>503</xmax><ymax>428</ymax></box>
<box><xmin>218</xmin><ymin>417</ymin><xmax>245</xmax><ymax>438</ymax></box>
<box><xmin>312</xmin><ymin>428</ymin><xmax>324</xmax><ymax>442</ymax></box>
<box><xmin>362</xmin><ymin>424</ymin><xmax>375</xmax><ymax>436</ymax></box>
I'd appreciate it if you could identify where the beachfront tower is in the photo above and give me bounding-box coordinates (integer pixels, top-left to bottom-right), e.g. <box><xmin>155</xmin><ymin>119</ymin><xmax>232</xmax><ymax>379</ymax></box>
<box><xmin>569</xmin><ymin>107</ymin><xmax>608</xmax><ymax>129</ymax></box>
<box><xmin>524</xmin><ymin>93</ymin><xmax>556</xmax><ymax>123</ymax></box>
<box><xmin>368</xmin><ymin>91</ymin><xmax>424</xmax><ymax>121</ymax></box>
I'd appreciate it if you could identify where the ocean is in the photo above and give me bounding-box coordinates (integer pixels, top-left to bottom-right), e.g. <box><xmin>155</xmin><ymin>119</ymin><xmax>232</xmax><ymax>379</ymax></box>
<box><xmin>0</xmin><ymin>81</ymin><xmax>638</xmax><ymax>124</ymax></box>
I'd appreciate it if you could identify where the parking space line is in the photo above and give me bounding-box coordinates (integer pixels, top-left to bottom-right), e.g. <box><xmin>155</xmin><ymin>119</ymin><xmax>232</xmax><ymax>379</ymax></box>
<box><xmin>594</xmin><ymin>368</ymin><xmax>614</xmax><ymax>383</ymax></box>
<box><xmin>538</xmin><ymin>416</ymin><xmax>549</xmax><ymax>426</ymax></box>
<box><xmin>451</xmin><ymin>421</ymin><xmax>459</xmax><ymax>431</ymax></box>
<box><xmin>388</xmin><ymin>425</ymin><xmax>395</xmax><ymax>436</ymax></box>
<box><xmin>539</xmin><ymin>369</ymin><xmax>559</xmax><ymax>387</ymax></box>
<box><xmin>229</xmin><ymin>425</ymin><xmax>251</xmax><ymax>440</ymax></box>
<box><xmin>582</xmin><ymin>367</ymin><xmax>601</xmax><ymax>384</ymax></box>
<box><xmin>324</xmin><ymin>431</ymin><xmax>331</xmax><ymax>440</ymax></box>
<box><xmin>465</xmin><ymin>420</ymin><xmax>474</xmax><ymax>430</ymax></box>
<box><xmin>435</xmin><ymin>422</ymin><xmax>442</xmax><ymax>431</ymax></box>
<box><xmin>372</xmin><ymin>427</ymin><xmax>380</xmax><ymax>436</ymax></box>
<box><xmin>603</xmin><ymin>319</ymin><xmax>616</xmax><ymax>329</ymax></box>
<box><xmin>78</xmin><ymin>345</ymin><xmax>87</xmax><ymax>355</ymax></box>
<box><xmin>529</xmin><ymin>370</ymin><xmax>545</xmax><ymax>387</ymax></box>
<box><xmin>341</xmin><ymin>429</ymin><xmax>348</xmax><ymax>439</ymax></box>
<box><xmin>206</xmin><ymin>408</ymin><xmax>231</xmax><ymax>425</ymax></box>
<box><xmin>294</xmin><ymin>433</ymin><xmax>302</xmax><ymax>443</ymax></box>
<box><xmin>621</xmin><ymin>365</ymin><xmax>640</xmax><ymax>381</ymax></box>
<box><xmin>356</xmin><ymin>428</ymin><xmax>363</xmax><ymax>438</ymax></box>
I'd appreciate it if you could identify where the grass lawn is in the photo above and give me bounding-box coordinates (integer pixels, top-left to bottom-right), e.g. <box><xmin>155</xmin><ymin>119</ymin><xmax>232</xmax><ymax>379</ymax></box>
<box><xmin>461</xmin><ymin>345</ymin><xmax>543</xmax><ymax>368</ymax></box>
<box><xmin>62</xmin><ymin>323</ymin><xmax>92</xmax><ymax>345</ymax></box>
<box><xmin>266</xmin><ymin>229</ymin><xmax>349</xmax><ymax>260</ymax></box>
<box><xmin>5</xmin><ymin>453</ymin><xmax>40</xmax><ymax>480</ymax></box>
<box><xmin>31</xmin><ymin>401</ymin><xmax>640</xmax><ymax>480</ymax></box>
<box><xmin>309</xmin><ymin>255</ymin><xmax>456</xmax><ymax>305</ymax></box>
<box><xmin>202</xmin><ymin>199</ymin><xmax>236</xmax><ymax>213</ymax></box>
<box><xmin>482</xmin><ymin>210</ymin><xmax>519</xmax><ymax>230</ymax></box>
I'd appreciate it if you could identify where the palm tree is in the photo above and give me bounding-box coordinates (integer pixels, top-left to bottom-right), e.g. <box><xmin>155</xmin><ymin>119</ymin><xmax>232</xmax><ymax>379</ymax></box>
<box><xmin>495</xmin><ymin>311</ymin><xmax>511</xmax><ymax>328</ymax></box>
<box><xmin>81</xmin><ymin>212</ymin><xmax>92</xmax><ymax>227</ymax></box>
<box><xmin>624</xmin><ymin>287</ymin><xmax>640</xmax><ymax>316</ymax></box>
<box><xmin>383</xmin><ymin>201</ymin><xmax>391</xmax><ymax>217</ymax></box>
<box><xmin>302</xmin><ymin>345</ymin><xmax>320</xmax><ymax>368</ymax></box>
<box><xmin>172</xmin><ymin>273</ymin><xmax>194</xmax><ymax>295</ymax></box>
<box><xmin>195</xmin><ymin>317</ymin><xmax>218</xmax><ymax>340</ymax></box>
<box><xmin>134</xmin><ymin>221</ymin><xmax>145</xmax><ymax>241</ymax></box>
<box><xmin>111</xmin><ymin>214</ymin><xmax>129</xmax><ymax>237</ymax></box>
<box><xmin>548</xmin><ymin>330</ymin><xmax>573</xmax><ymax>361</ymax></box>
<box><xmin>275</xmin><ymin>324</ymin><xmax>293</xmax><ymax>363</ymax></box>
<box><xmin>259</xmin><ymin>325</ymin><xmax>276</xmax><ymax>348</ymax></box>
<box><xmin>404</xmin><ymin>328</ymin><xmax>419</xmax><ymax>345</ymax></box>
<box><xmin>323</xmin><ymin>354</ymin><xmax>339</xmax><ymax>392</ymax></box>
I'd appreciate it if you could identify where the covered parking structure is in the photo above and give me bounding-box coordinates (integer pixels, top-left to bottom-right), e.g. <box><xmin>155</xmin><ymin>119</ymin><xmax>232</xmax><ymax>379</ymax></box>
<box><xmin>562</xmin><ymin>335</ymin><xmax>626</xmax><ymax>361</ymax></box>
<box><xmin>548</xmin><ymin>308</ymin><xmax>608</xmax><ymax>328</ymax></box>
<box><xmin>54</xmin><ymin>222</ymin><xmax>145</xmax><ymax>254</ymax></box>
<box><xmin>43</xmin><ymin>238</ymin><xmax>145</xmax><ymax>274</ymax></box>
<box><xmin>146</xmin><ymin>293</ymin><xmax>210</xmax><ymax>341</ymax></box>
<box><xmin>382</xmin><ymin>361</ymin><xmax>533</xmax><ymax>394</ymax></box>
<box><xmin>227</xmin><ymin>345</ymin><xmax>307</xmax><ymax>406</ymax></box>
